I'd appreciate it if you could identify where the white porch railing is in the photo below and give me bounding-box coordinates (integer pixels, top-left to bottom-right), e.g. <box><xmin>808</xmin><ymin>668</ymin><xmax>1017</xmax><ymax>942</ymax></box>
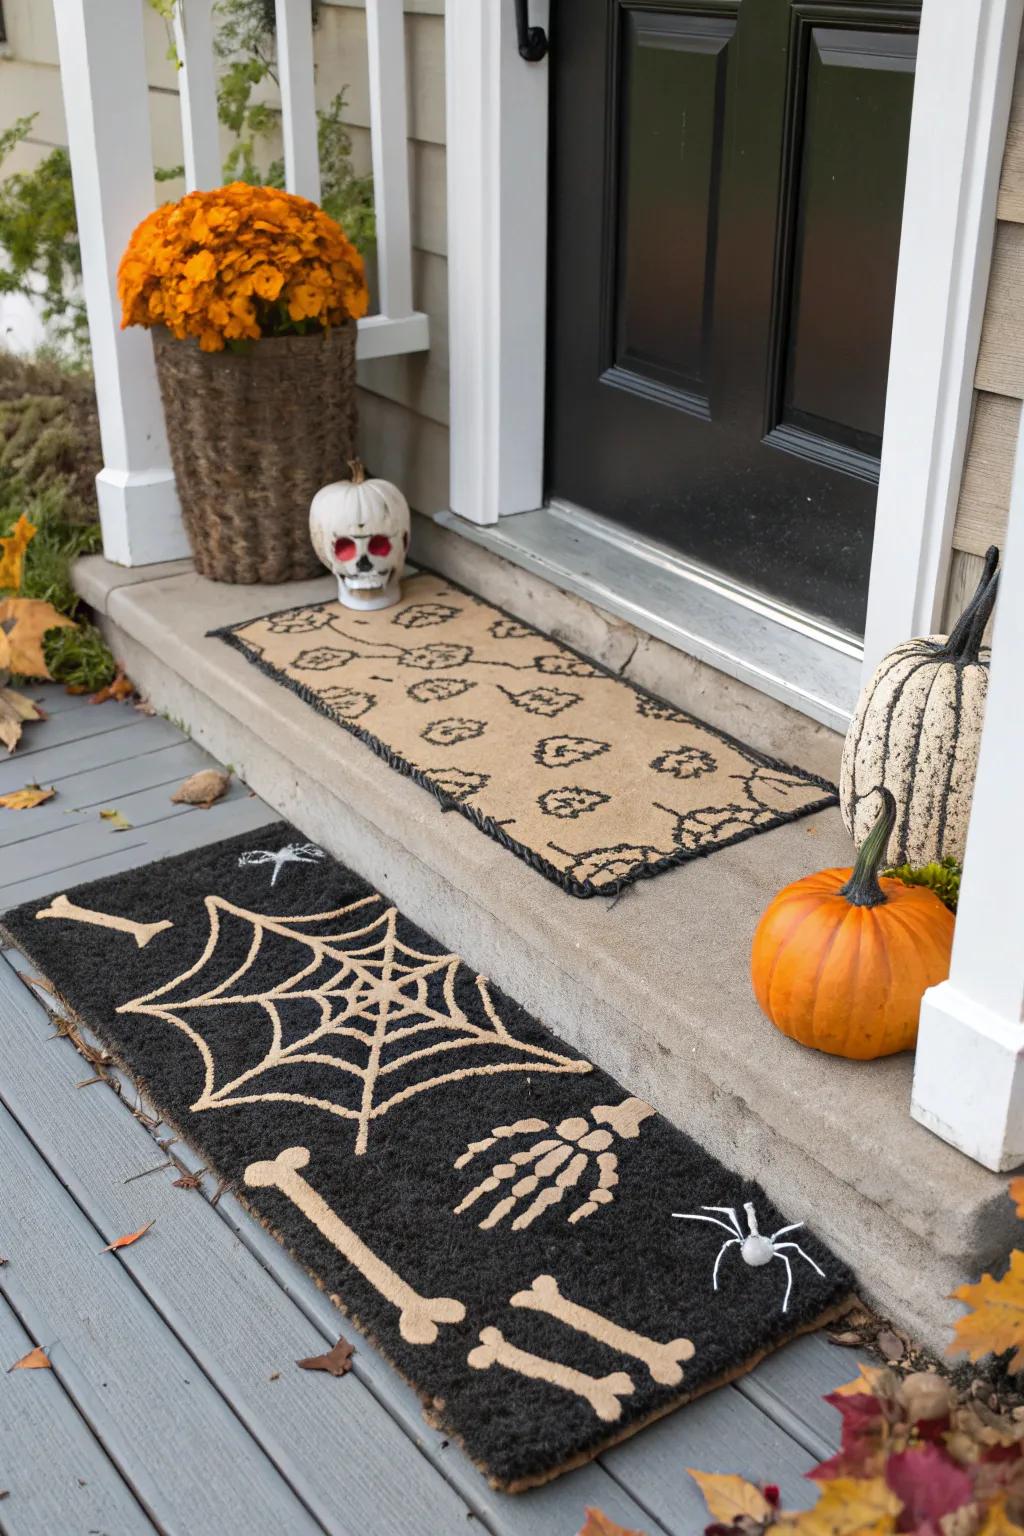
<box><xmin>53</xmin><ymin>0</ymin><xmax>429</xmax><ymax>567</ymax></box>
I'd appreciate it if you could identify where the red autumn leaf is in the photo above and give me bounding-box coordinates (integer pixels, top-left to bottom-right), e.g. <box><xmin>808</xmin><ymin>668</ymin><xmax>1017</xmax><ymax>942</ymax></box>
<box><xmin>884</xmin><ymin>1445</ymin><xmax>974</xmax><ymax>1527</ymax></box>
<box><xmin>296</xmin><ymin>1336</ymin><xmax>355</xmax><ymax>1377</ymax></box>
<box><xmin>811</xmin><ymin>1392</ymin><xmax>888</xmax><ymax>1481</ymax></box>
<box><xmin>99</xmin><ymin>1219</ymin><xmax>155</xmax><ymax>1253</ymax></box>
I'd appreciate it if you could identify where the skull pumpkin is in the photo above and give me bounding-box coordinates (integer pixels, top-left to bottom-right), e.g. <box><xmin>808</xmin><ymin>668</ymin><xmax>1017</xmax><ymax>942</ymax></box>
<box><xmin>309</xmin><ymin>460</ymin><xmax>410</xmax><ymax>611</ymax></box>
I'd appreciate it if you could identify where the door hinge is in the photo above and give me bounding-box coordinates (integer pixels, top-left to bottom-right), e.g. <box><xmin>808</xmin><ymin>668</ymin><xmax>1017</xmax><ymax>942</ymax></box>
<box><xmin>515</xmin><ymin>0</ymin><xmax>548</xmax><ymax>62</ymax></box>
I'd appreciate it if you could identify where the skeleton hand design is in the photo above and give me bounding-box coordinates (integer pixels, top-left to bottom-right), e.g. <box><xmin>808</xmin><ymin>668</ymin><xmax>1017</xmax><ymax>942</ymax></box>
<box><xmin>453</xmin><ymin>1097</ymin><xmax>654</xmax><ymax>1232</ymax></box>
<box><xmin>672</xmin><ymin>1201</ymin><xmax>825</xmax><ymax>1314</ymax></box>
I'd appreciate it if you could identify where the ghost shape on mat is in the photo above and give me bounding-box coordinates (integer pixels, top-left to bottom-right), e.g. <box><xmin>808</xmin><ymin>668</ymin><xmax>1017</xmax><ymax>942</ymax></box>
<box><xmin>309</xmin><ymin>459</ymin><xmax>410</xmax><ymax>612</ymax></box>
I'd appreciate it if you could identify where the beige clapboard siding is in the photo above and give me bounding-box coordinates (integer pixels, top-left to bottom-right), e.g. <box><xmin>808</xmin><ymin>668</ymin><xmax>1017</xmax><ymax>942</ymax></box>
<box><xmin>943</xmin><ymin>549</ymin><xmax>997</xmax><ymax>637</ymax></box>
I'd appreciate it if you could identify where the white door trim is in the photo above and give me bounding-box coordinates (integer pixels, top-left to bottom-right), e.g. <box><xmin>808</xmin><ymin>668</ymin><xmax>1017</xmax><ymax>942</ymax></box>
<box><xmin>445</xmin><ymin>0</ymin><xmax>1021</xmax><ymax>718</ymax></box>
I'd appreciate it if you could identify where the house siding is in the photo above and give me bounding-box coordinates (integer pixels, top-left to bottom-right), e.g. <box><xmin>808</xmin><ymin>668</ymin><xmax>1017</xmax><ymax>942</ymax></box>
<box><xmin>0</xmin><ymin>0</ymin><xmax>449</xmax><ymax>513</ymax></box>
<box><xmin>945</xmin><ymin>35</ymin><xmax>1024</xmax><ymax>628</ymax></box>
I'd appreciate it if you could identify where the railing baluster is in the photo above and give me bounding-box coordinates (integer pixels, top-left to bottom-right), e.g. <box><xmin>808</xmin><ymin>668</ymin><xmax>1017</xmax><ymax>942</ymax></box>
<box><xmin>366</xmin><ymin>0</ymin><xmax>414</xmax><ymax>320</ymax></box>
<box><xmin>174</xmin><ymin>0</ymin><xmax>221</xmax><ymax>192</ymax></box>
<box><xmin>275</xmin><ymin>0</ymin><xmax>321</xmax><ymax>203</ymax></box>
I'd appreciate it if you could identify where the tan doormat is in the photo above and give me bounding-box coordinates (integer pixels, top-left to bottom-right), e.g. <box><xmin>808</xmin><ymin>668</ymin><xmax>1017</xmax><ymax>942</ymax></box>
<box><xmin>213</xmin><ymin>572</ymin><xmax>836</xmax><ymax>896</ymax></box>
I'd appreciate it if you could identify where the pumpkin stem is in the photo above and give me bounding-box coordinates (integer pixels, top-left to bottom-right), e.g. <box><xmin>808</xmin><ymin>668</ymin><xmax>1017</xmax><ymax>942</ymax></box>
<box><xmin>938</xmin><ymin>545</ymin><xmax>999</xmax><ymax>662</ymax></box>
<box><xmin>840</xmin><ymin>787</ymin><xmax>897</xmax><ymax>908</ymax></box>
<box><xmin>347</xmin><ymin>458</ymin><xmax>367</xmax><ymax>485</ymax></box>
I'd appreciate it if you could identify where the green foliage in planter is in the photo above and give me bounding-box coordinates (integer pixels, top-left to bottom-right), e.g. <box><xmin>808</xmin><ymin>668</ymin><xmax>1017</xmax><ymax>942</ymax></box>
<box><xmin>41</xmin><ymin>621</ymin><xmax>117</xmax><ymax>693</ymax></box>
<box><xmin>884</xmin><ymin>856</ymin><xmax>962</xmax><ymax>913</ymax></box>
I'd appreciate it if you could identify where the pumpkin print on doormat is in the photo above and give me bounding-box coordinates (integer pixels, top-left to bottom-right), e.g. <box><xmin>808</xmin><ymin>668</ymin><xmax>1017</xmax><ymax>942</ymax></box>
<box><xmin>2</xmin><ymin>823</ymin><xmax>854</xmax><ymax>1491</ymax></box>
<box><xmin>211</xmin><ymin>571</ymin><xmax>837</xmax><ymax>897</ymax></box>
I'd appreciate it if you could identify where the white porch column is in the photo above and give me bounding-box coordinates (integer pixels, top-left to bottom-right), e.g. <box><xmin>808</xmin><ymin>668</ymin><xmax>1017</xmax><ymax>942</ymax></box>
<box><xmin>53</xmin><ymin>0</ymin><xmax>186</xmax><ymax>566</ymax></box>
<box><xmin>174</xmin><ymin>0</ymin><xmax>222</xmax><ymax>192</ymax></box>
<box><xmin>911</xmin><ymin>425</ymin><xmax>1024</xmax><ymax>1172</ymax></box>
<box><xmin>446</xmin><ymin>0</ymin><xmax>550</xmax><ymax>525</ymax></box>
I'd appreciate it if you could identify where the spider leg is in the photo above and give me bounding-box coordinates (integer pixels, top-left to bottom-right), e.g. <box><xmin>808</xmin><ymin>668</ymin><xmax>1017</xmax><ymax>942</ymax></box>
<box><xmin>711</xmin><ymin>1237</ymin><xmax>741</xmax><ymax>1290</ymax></box>
<box><xmin>672</xmin><ymin>1212</ymin><xmax>742</xmax><ymax>1237</ymax></box>
<box><xmin>769</xmin><ymin>1222</ymin><xmax>805</xmax><ymax>1241</ymax></box>
<box><xmin>568</xmin><ymin>1150</ymin><xmax>619</xmax><ymax>1225</ymax></box>
<box><xmin>452</xmin><ymin>1138</ymin><xmax>562</xmax><ymax>1215</ymax></box>
<box><xmin>703</xmin><ymin>1206</ymin><xmax>746</xmax><ymax>1239</ymax></box>
<box><xmin>776</xmin><ymin>1250</ymin><xmax>794</xmax><ymax>1313</ymax></box>
<box><xmin>774</xmin><ymin>1241</ymin><xmax>825</xmax><ymax>1279</ymax></box>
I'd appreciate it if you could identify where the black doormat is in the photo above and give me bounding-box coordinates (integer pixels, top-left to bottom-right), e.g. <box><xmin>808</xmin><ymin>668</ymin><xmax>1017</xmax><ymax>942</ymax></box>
<box><xmin>2</xmin><ymin>824</ymin><xmax>854</xmax><ymax>1491</ymax></box>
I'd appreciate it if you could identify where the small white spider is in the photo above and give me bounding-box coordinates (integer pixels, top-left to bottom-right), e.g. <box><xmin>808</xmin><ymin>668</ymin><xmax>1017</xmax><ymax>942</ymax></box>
<box><xmin>238</xmin><ymin>842</ymin><xmax>326</xmax><ymax>886</ymax></box>
<box><xmin>672</xmin><ymin>1201</ymin><xmax>825</xmax><ymax>1313</ymax></box>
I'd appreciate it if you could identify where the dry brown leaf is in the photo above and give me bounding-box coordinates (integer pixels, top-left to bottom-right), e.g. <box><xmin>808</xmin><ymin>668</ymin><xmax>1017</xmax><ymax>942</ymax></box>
<box><xmin>577</xmin><ymin>1510</ymin><xmax>647</xmax><ymax>1536</ymax></box>
<box><xmin>876</xmin><ymin>1329</ymin><xmax>906</xmax><ymax>1363</ymax></box>
<box><xmin>99</xmin><ymin>1219</ymin><xmax>155</xmax><ymax>1254</ymax></box>
<box><xmin>0</xmin><ymin>783</ymin><xmax>55</xmax><ymax>810</ymax></box>
<box><xmin>950</xmin><ymin>1251</ymin><xmax>1024</xmax><ymax>1372</ymax></box>
<box><xmin>91</xmin><ymin>673</ymin><xmax>135</xmax><ymax>705</ymax></box>
<box><xmin>0</xmin><ymin>513</ymin><xmax>36</xmax><ymax>591</ymax></box>
<box><xmin>0</xmin><ymin>686</ymin><xmax>44</xmax><ymax>752</ymax></box>
<box><xmin>1009</xmin><ymin>1178</ymin><xmax>1024</xmax><ymax>1221</ymax></box>
<box><xmin>7</xmin><ymin>1345</ymin><xmax>50</xmax><ymax>1373</ymax></box>
<box><xmin>688</xmin><ymin>1469</ymin><xmax>772</xmax><ymax>1524</ymax></box>
<box><xmin>296</xmin><ymin>1336</ymin><xmax>355</xmax><ymax>1378</ymax></box>
<box><xmin>171</xmin><ymin>1170</ymin><xmax>204</xmax><ymax>1191</ymax></box>
<box><xmin>170</xmin><ymin>768</ymin><xmax>231</xmax><ymax>808</ymax></box>
<box><xmin>0</xmin><ymin>598</ymin><xmax>76</xmax><ymax>680</ymax></box>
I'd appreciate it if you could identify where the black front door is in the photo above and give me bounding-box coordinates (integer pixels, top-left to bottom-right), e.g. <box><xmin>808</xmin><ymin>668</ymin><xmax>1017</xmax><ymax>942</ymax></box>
<box><xmin>546</xmin><ymin>0</ymin><xmax>919</xmax><ymax>635</ymax></box>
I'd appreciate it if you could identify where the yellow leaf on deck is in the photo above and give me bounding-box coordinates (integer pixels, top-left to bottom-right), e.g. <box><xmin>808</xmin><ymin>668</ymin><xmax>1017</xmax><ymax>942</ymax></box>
<box><xmin>0</xmin><ymin>784</ymin><xmax>55</xmax><ymax>810</ymax></box>
<box><xmin>977</xmin><ymin>1499</ymin><xmax>1024</xmax><ymax>1535</ymax></box>
<box><xmin>0</xmin><ymin>686</ymin><xmax>44</xmax><ymax>753</ymax></box>
<box><xmin>773</xmin><ymin>1478</ymin><xmax>901</xmax><ymax>1536</ymax></box>
<box><xmin>7</xmin><ymin>1345</ymin><xmax>50</xmax><ymax>1372</ymax></box>
<box><xmin>1009</xmin><ymin>1178</ymin><xmax>1024</xmax><ymax>1221</ymax></box>
<box><xmin>834</xmin><ymin>1364</ymin><xmax>892</xmax><ymax>1398</ymax></box>
<box><xmin>0</xmin><ymin>623</ymin><xmax>10</xmax><ymax>676</ymax></box>
<box><xmin>688</xmin><ymin>1470</ymin><xmax>772</xmax><ymax>1523</ymax></box>
<box><xmin>99</xmin><ymin>808</ymin><xmax>133</xmax><ymax>832</ymax></box>
<box><xmin>950</xmin><ymin>1250</ymin><xmax>1024</xmax><ymax>1372</ymax></box>
<box><xmin>0</xmin><ymin>514</ymin><xmax>37</xmax><ymax>591</ymax></box>
<box><xmin>100</xmin><ymin>1219</ymin><xmax>155</xmax><ymax>1253</ymax></box>
<box><xmin>0</xmin><ymin>598</ymin><xmax>77</xmax><ymax>680</ymax></box>
<box><xmin>577</xmin><ymin>1510</ymin><xmax>647</xmax><ymax>1536</ymax></box>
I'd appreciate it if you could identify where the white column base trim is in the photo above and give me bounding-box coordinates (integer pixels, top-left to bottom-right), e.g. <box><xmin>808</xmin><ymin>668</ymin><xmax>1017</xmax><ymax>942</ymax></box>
<box><xmin>912</xmin><ymin>981</ymin><xmax>1024</xmax><ymax>1172</ymax></box>
<box><xmin>95</xmin><ymin>469</ymin><xmax>189</xmax><ymax>567</ymax></box>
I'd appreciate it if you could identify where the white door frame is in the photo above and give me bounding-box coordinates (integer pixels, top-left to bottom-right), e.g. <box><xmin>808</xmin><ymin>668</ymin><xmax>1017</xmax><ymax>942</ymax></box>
<box><xmin>445</xmin><ymin>0</ymin><xmax>1022</xmax><ymax>703</ymax></box>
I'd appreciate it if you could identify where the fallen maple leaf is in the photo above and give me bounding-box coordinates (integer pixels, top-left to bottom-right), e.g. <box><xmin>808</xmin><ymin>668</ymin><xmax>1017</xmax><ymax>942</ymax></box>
<box><xmin>7</xmin><ymin>1345</ymin><xmax>50</xmax><ymax>1373</ymax></box>
<box><xmin>774</xmin><ymin>1477</ymin><xmax>901</xmax><ymax>1536</ymax></box>
<box><xmin>0</xmin><ymin>686</ymin><xmax>44</xmax><ymax>752</ymax></box>
<box><xmin>950</xmin><ymin>1250</ymin><xmax>1024</xmax><ymax>1373</ymax></box>
<box><xmin>0</xmin><ymin>598</ymin><xmax>76</xmax><ymax>680</ymax></box>
<box><xmin>91</xmin><ymin>673</ymin><xmax>135</xmax><ymax>705</ymax></box>
<box><xmin>977</xmin><ymin>1499</ymin><xmax>1024</xmax><ymax>1535</ymax></box>
<box><xmin>688</xmin><ymin>1469</ymin><xmax>772</xmax><ymax>1524</ymax></box>
<box><xmin>99</xmin><ymin>1219</ymin><xmax>155</xmax><ymax>1253</ymax></box>
<box><xmin>1010</xmin><ymin>1178</ymin><xmax>1024</xmax><ymax>1221</ymax></box>
<box><xmin>884</xmin><ymin>1445</ymin><xmax>973</xmax><ymax>1528</ymax></box>
<box><xmin>577</xmin><ymin>1511</ymin><xmax>647</xmax><ymax>1536</ymax></box>
<box><xmin>99</xmin><ymin>808</ymin><xmax>133</xmax><ymax>832</ymax></box>
<box><xmin>296</xmin><ymin>1337</ymin><xmax>355</xmax><ymax>1378</ymax></box>
<box><xmin>0</xmin><ymin>784</ymin><xmax>55</xmax><ymax>810</ymax></box>
<box><xmin>0</xmin><ymin>513</ymin><xmax>36</xmax><ymax>591</ymax></box>
<box><xmin>171</xmin><ymin>768</ymin><xmax>231</xmax><ymax>808</ymax></box>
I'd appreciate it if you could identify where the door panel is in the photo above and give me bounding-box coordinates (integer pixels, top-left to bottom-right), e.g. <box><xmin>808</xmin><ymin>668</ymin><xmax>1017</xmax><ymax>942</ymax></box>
<box><xmin>547</xmin><ymin>0</ymin><xmax>919</xmax><ymax>635</ymax></box>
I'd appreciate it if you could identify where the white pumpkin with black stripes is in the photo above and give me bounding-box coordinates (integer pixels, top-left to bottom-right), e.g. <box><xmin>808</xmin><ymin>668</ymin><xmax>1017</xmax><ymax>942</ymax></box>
<box><xmin>840</xmin><ymin>546</ymin><xmax>999</xmax><ymax>865</ymax></box>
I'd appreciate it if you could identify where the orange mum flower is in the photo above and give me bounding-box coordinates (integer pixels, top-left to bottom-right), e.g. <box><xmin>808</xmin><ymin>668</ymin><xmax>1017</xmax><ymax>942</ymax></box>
<box><xmin>117</xmin><ymin>183</ymin><xmax>369</xmax><ymax>351</ymax></box>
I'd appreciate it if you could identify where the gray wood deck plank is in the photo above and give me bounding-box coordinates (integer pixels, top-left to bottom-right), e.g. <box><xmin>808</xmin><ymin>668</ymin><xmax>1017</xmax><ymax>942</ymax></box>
<box><xmin>0</xmin><ymin>961</ymin><xmax>480</xmax><ymax>1536</ymax></box>
<box><xmin>10</xmin><ymin>699</ymin><xmax>155</xmax><ymax>755</ymax></box>
<box><xmin>0</xmin><ymin>794</ymin><xmax>273</xmax><ymax>908</ymax></box>
<box><xmin>0</xmin><ymin>1099</ymin><xmax>325</xmax><ymax>1536</ymax></box>
<box><xmin>738</xmin><ymin>1332</ymin><xmax>870</xmax><ymax>1459</ymax></box>
<box><xmin>600</xmin><ymin>1377</ymin><xmax>819</xmax><ymax>1534</ymax></box>
<box><xmin>20</xmin><ymin>684</ymin><xmax>95</xmax><ymax>715</ymax></box>
<box><xmin>0</xmin><ymin>717</ymin><xmax>183</xmax><ymax>795</ymax></box>
<box><xmin>0</xmin><ymin>1293</ymin><xmax>157</xmax><ymax>1536</ymax></box>
<box><xmin>0</xmin><ymin>739</ymin><xmax>214</xmax><ymax>846</ymax></box>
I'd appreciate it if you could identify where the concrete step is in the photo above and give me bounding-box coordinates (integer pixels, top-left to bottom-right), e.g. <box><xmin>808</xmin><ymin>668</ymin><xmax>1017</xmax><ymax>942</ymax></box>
<box><xmin>74</xmin><ymin>543</ymin><xmax>1015</xmax><ymax>1351</ymax></box>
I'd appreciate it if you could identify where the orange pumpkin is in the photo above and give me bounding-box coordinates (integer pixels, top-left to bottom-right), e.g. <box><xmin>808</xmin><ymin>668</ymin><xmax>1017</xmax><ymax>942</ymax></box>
<box><xmin>751</xmin><ymin>787</ymin><xmax>955</xmax><ymax>1059</ymax></box>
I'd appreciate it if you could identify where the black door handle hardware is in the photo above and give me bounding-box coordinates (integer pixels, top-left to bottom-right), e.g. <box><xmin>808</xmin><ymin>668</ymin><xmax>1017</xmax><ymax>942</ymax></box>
<box><xmin>515</xmin><ymin>0</ymin><xmax>548</xmax><ymax>61</ymax></box>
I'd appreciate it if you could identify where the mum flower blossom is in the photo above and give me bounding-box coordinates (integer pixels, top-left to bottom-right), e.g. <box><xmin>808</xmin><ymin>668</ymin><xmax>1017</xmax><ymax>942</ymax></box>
<box><xmin>117</xmin><ymin>182</ymin><xmax>369</xmax><ymax>352</ymax></box>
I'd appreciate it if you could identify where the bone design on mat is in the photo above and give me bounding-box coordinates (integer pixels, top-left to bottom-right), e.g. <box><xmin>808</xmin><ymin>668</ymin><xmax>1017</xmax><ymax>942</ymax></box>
<box><xmin>245</xmin><ymin>1146</ymin><xmax>466</xmax><ymax>1344</ymax></box>
<box><xmin>36</xmin><ymin>893</ymin><xmax>174</xmax><ymax>948</ymax></box>
<box><xmin>511</xmin><ymin>1274</ymin><xmax>695</xmax><ymax>1386</ymax></box>
<box><xmin>468</xmin><ymin>1326</ymin><xmax>635</xmax><ymax>1423</ymax></box>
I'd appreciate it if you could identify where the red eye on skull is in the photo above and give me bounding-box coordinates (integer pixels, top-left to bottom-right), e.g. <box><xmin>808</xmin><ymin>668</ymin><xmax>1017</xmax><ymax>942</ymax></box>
<box><xmin>368</xmin><ymin>535</ymin><xmax>392</xmax><ymax>557</ymax></box>
<box><xmin>334</xmin><ymin>537</ymin><xmax>357</xmax><ymax>563</ymax></box>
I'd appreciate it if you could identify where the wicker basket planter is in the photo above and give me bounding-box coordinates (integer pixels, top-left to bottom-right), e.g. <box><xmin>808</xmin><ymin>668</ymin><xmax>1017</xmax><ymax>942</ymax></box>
<box><xmin>153</xmin><ymin>321</ymin><xmax>358</xmax><ymax>584</ymax></box>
